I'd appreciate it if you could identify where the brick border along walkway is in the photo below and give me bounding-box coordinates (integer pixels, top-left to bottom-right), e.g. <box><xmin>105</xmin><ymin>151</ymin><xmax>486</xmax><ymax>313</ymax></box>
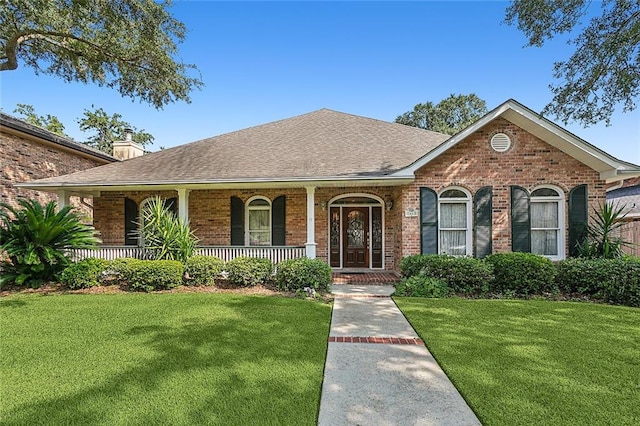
<box><xmin>328</xmin><ymin>336</ymin><xmax>424</xmax><ymax>345</ymax></box>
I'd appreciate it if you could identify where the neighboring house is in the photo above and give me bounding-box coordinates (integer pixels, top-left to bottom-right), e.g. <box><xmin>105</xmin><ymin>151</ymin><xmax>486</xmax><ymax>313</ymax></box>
<box><xmin>17</xmin><ymin>99</ymin><xmax>640</xmax><ymax>270</ymax></box>
<box><xmin>0</xmin><ymin>112</ymin><xmax>117</xmax><ymax>217</ymax></box>
<box><xmin>607</xmin><ymin>177</ymin><xmax>640</xmax><ymax>256</ymax></box>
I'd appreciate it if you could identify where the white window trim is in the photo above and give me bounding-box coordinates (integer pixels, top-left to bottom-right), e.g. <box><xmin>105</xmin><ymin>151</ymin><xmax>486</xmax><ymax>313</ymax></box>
<box><xmin>245</xmin><ymin>196</ymin><xmax>272</xmax><ymax>246</ymax></box>
<box><xmin>530</xmin><ymin>185</ymin><xmax>565</xmax><ymax>260</ymax></box>
<box><xmin>438</xmin><ymin>187</ymin><xmax>473</xmax><ymax>256</ymax></box>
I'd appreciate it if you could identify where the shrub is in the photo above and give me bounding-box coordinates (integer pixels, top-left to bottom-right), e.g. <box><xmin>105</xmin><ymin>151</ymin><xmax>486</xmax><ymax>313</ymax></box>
<box><xmin>485</xmin><ymin>252</ymin><xmax>557</xmax><ymax>296</ymax></box>
<box><xmin>400</xmin><ymin>254</ymin><xmax>494</xmax><ymax>295</ymax></box>
<box><xmin>275</xmin><ymin>257</ymin><xmax>332</xmax><ymax>292</ymax></box>
<box><xmin>556</xmin><ymin>257</ymin><xmax>640</xmax><ymax>306</ymax></box>
<box><xmin>394</xmin><ymin>275</ymin><xmax>450</xmax><ymax>298</ymax></box>
<box><xmin>225</xmin><ymin>256</ymin><xmax>273</xmax><ymax>287</ymax></box>
<box><xmin>185</xmin><ymin>255</ymin><xmax>224</xmax><ymax>286</ymax></box>
<box><xmin>137</xmin><ymin>196</ymin><xmax>198</xmax><ymax>263</ymax></box>
<box><xmin>0</xmin><ymin>199</ymin><xmax>99</xmax><ymax>288</ymax></box>
<box><xmin>60</xmin><ymin>258</ymin><xmax>109</xmax><ymax>289</ymax></box>
<box><xmin>106</xmin><ymin>259</ymin><xmax>183</xmax><ymax>292</ymax></box>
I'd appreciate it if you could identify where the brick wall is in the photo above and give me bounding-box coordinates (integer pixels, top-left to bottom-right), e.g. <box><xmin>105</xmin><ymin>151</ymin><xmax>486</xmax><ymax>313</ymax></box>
<box><xmin>400</xmin><ymin>118</ymin><xmax>607</xmax><ymax>259</ymax></box>
<box><xmin>1</xmin><ymin>130</ymin><xmax>105</xmax><ymax>218</ymax></box>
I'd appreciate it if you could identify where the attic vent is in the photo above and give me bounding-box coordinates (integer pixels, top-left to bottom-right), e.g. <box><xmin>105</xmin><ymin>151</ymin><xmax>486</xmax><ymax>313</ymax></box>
<box><xmin>490</xmin><ymin>133</ymin><xmax>511</xmax><ymax>152</ymax></box>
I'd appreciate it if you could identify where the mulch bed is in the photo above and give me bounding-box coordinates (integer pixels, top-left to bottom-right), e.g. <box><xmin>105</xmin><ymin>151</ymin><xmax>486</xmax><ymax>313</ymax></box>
<box><xmin>1</xmin><ymin>280</ymin><xmax>334</xmax><ymax>301</ymax></box>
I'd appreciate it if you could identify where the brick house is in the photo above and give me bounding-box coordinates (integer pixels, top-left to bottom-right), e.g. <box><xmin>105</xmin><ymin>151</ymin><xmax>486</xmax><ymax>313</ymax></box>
<box><xmin>18</xmin><ymin>100</ymin><xmax>640</xmax><ymax>270</ymax></box>
<box><xmin>1</xmin><ymin>112</ymin><xmax>117</xmax><ymax>217</ymax></box>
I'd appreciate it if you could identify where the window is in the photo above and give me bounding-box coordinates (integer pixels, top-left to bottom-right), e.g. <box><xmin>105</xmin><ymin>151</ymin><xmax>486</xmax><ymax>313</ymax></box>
<box><xmin>530</xmin><ymin>187</ymin><xmax>562</xmax><ymax>258</ymax></box>
<box><xmin>438</xmin><ymin>188</ymin><xmax>472</xmax><ymax>256</ymax></box>
<box><xmin>246</xmin><ymin>197</ymin><xmax>271</xmax><ymax>246</ymax></box>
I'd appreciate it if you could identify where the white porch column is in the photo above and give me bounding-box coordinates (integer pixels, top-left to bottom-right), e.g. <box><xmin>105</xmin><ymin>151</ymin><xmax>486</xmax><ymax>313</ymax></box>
<box><xmin>305</xmin><ymin>186</ymin><xmax>317</xmax><ymax>259</ymax></box>
<box><xmin>177</xmin><ymin>188</ymin><xmax>190</xmax><ymax>222</ymax></box>
<box><xmin>56</xmin><ymin>190</ymin><xmax>70</xmax><ymax>211</ymax></box>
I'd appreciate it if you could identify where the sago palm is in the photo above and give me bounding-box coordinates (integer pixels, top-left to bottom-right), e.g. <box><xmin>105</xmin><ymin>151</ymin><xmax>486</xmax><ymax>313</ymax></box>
<box><xmin>0</xmin><ymin>199</ymin><xmax>99</xmax><ymax>287</ymax></box>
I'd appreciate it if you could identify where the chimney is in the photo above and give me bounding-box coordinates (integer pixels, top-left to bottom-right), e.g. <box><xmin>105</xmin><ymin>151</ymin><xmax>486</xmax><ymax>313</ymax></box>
<box><xmin>112</xmin><ymin>129</ymin><xmax>144</xmax><ymax>160</ymax></box>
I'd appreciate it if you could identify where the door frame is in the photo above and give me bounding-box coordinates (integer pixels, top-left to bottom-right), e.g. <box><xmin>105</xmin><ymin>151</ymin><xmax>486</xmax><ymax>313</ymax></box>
<box><xmin>327</xmin><ymin>193</ymin><xmax>385</xmax><ymax>269</ymax></box>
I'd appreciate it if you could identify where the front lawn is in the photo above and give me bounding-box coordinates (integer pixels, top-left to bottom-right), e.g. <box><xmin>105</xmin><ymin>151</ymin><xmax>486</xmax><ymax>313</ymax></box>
<box><xmin>0</xmin><ymin>293</ymin><xmax>332</xmax><ymax>425</ymax></box>
<box><xmin>394</xmin><ymin>298</ymin><xmax>640</xmax><ymax>425</ymax></box>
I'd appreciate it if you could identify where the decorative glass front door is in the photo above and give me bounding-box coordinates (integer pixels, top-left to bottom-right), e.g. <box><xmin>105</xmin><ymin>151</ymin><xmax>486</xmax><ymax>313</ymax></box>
<box><xmin>329</xmin><ymin>200</ymin><xmax>383</xmax><ymax>269</ymax></box>
<box><xmin>344</xmin><ymin>208</ymin><xmax>368</xmax><ymax>267</ymax></box>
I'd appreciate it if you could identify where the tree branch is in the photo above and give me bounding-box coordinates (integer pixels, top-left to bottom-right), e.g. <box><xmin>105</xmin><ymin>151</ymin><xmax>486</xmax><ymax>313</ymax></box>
<box><xmin>0</xmin><ymin>30</ymin><xmax>144</xmax><ymax>71</ymax></box>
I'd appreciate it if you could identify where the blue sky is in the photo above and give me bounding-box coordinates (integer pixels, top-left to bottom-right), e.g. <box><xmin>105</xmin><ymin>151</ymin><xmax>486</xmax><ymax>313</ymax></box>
<box><xmin>2</xmin><ymin>1</ymin><xmax>639</xmax><ymax>163</ymax></box>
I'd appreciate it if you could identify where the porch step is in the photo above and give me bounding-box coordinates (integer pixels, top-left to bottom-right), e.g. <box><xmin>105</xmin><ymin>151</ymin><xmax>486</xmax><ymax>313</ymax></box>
<box><xmin>331</xmin><ymin>271</ymin><xmax>400</xmax><ymax>285</ymax></box>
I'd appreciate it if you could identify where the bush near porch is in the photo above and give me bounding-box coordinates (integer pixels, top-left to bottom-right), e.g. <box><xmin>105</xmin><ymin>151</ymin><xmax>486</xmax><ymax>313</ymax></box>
<box><xmin>398</xmin><ymin>253</ymin><xmax>640</xmax><ymax>306</ymax></box>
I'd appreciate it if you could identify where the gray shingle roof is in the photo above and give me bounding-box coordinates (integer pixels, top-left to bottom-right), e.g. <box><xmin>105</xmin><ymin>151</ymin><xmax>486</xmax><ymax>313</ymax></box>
<box><xmin>25</xmin><ymin>109</ymin><xmax>449</xmax><ymax>186</ymax></box>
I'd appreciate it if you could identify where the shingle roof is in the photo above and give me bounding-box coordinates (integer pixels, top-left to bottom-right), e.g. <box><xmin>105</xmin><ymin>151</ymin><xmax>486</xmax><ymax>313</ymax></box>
<box><xmin>0</xmin><ymin>112</ymin><xmax>117</xmax><ymax>163</ymax></box>
<box><xmin>24</xmin><ymin>109</ymin><xmax>449</xmax><ymax>186</ymax></box>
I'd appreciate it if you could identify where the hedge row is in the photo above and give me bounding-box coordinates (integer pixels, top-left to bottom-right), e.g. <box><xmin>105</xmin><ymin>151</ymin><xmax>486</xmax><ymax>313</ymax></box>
<box><xmin>398</xmin><ymin>253</ymin><xmax>640</xmax><ymax>307</ymax></box>
<box><xmin>60</xmin><ymin>255</ymin><xmax>332</xmax><ymax>293</ymax></box>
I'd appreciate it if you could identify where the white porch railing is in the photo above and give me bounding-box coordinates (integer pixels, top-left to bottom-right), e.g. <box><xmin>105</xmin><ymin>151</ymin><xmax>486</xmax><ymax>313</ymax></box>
<box><xmin>67</xmin><ymin>245</ymin><xmax>306</xmax><ymax>264</ymax></box>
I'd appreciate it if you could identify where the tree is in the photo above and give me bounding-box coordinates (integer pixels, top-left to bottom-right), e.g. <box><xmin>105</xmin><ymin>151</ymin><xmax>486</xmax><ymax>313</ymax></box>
<box><xmin>505</xmin><ymin>0</ymin><xmax>640</xmax><ymax>126</ymax></box>
<box><xmin>78</xmin><ymin>107</ymin><xmax>154</xmax><ymax>154</ymax></box>
<box><xmin>0</xmin><ymin>0</ymin><xmax>203</xmax><ymax>108</ymax></box>
<box><xmin>13</xmin><ymin>103</ymin><xmax>66</xmax><ymax>136</ymax></box>
<box><xmin>395</xmin><ymin>93</ymin><xmax>488</xmax><ymax>134</ymax></box>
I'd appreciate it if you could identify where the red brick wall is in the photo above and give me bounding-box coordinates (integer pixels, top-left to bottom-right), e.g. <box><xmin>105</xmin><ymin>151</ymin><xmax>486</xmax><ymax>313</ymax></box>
<box><xmin>400</xmin><ymin>118</ymin><xmax>607</xmax><ymax>258</ymax></box>
<box><xmin>1</xmin><ymin>130</ymin><xmax>106</xmax><ymax>218</ymax></box>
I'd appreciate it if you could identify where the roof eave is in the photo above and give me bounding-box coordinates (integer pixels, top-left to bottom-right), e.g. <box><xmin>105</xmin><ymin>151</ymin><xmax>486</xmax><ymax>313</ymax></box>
<box><xmin>15</xmin><ymin>175</ymin><xmax>416</xmax><ymax>193</ymax></box>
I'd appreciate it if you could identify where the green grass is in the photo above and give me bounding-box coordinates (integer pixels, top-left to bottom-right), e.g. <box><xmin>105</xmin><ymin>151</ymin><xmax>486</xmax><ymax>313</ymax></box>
<box><xmin>394</xmin><ymin>298</ymin><xmax>640</xmax><ymax>426</ymax></box>
<box><xmin>0</xmin><ymin>293</ymin><xmax>332</xmax><ymax>425</ymax></box>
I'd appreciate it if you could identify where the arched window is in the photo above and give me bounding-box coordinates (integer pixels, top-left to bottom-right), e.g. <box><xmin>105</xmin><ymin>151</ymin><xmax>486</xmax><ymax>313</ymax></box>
<box><xmin>246</xmin><ymin>197</ymin><xmax>271</xmax><ymax>246</ymax></box>
<box><xmin>530</xmin><ymin>186</ymin><xmax>564</xmax><ymax>258</ymax></box>
<box><xmin>438</xmin><ymin>188</ymin><xmax>472</xmax><ymax>256</ymax></box>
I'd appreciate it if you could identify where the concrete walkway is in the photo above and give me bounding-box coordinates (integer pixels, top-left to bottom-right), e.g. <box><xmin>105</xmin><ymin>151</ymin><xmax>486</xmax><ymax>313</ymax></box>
<box><xmin>318</xmin><ymin>285</ymin><xmax>480</xmax><ymax>426</ymax></box>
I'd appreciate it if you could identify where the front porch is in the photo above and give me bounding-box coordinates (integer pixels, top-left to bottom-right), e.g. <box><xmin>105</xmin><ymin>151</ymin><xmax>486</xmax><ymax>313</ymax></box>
<box><xmin>74</xmin><ymin>185</ymin><xmax>404</xmax><ymax>271</ymax></box>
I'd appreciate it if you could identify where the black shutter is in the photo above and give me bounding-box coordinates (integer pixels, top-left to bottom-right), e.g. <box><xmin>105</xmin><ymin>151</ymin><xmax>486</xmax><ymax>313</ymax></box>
<box><xmin>511</xmin><ymin>186</ymin><xmax>531</xmax><ymax>252</ymax></box>
<box><xmin>420</xmin><ymin>187</ymin><xmax>438</xmax><ymax>254</ymax></box>
<box><xmin>164</xmin><ymin>197</ymin><xmax>178</xmax><ymax>217</ymax></box>
<box><xmin>568</xmin><ymin>184</ymin><xmax>588</xmax><ymax>257</ymax></box>
<box><xmin>272</xmin><ymin>195</ymin><xmax>286</xmax><ymax>246</ymax></box>
<box><xmin>230</xmin><ymin>196</ymin><xmax>244</xmax><ymax>246</ymax></box>
<box><xmin>474</xmin><ymin>186</ymin><xmax>493</xmax><ymax>258</ymax></box>
<box><xmin>124</xmin><ymin>198</ymin><xmax>139</xmax><ymax>246</ymax></box>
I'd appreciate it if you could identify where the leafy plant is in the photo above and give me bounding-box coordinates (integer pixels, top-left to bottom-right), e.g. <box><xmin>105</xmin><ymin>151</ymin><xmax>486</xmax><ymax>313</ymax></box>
<box><xmin>136</xmin><ymin>196</ymin><xmax>198</xmax><ymax>263</ymax></box>
<box><xmin>555</xmin><ymin>257</ymin><xmax>640</xmax><ymax>306</ymax></box>
<box><xmin>275</xmin><ymin>257</ymin><xmax>332</xmax><ymax>292</ymax></box>
<box><xmin>578</xmin><ymin>202</ymin><xmax>630</xmax><ymax>259</ymax></box>
<box><xmin>394</xmin><ymin>275</ymin><xmax>450</xmax><ymax>298</ymax></box>
<box><xmin>225</xmin><ymin>257</ymin><xmax>273</xmax><ymax>287</ymax></box>
<box><xmin>0</xmin><ymin>200</ymin><xmax>99</xmax><ymax>288</ymax></box>
<box><xmin>484</xmin><ymin>252</ymin><xmax>557</xmax><ymax>296</ymax></box>
<box><xmin>400</xmin><ymin>254</ymin><xmax>494</xmax><ymax>295</ymax></box>
<box><xmin>107</xmin><ymin>259</ymin><xmax>183</xmax><ymax>292</ymax></box>
<box><xmin>60</xmin><ymin>258</ymin><xmax>109</xmax><ymax>289</ymax></box>
<box><xmin>185</xmin><ymin>255</ymin><xmax>224</xmax><ymax>286</ymax></box>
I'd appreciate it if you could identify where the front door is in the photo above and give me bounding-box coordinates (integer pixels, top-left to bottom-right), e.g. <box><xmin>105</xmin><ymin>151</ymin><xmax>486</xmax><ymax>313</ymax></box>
<box><xmin>343</xmin><ymin>208</ymin><xmax>368</xmax><ymax>267</ymax></box>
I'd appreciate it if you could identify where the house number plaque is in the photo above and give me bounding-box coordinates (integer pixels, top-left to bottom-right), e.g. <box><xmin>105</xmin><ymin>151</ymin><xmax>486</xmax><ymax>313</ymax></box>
<box><xmin>404</xmin><ymin>208</ymin><xmax>418</xmax><ymax>217</ymax></box>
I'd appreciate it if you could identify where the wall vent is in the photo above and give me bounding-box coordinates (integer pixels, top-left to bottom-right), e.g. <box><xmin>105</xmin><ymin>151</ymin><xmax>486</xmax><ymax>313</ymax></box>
<box><xmin>490</xmin><ymin>133</ymin><xmax>511</xmax><ymax>152</ymax></box>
